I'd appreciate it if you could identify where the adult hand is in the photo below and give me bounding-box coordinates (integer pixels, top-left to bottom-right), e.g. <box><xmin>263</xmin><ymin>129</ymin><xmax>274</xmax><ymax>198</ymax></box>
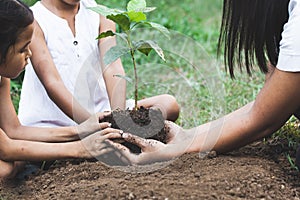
<box><xmin>76</xmin><ymin>112</ymin><xmax>111</xmax><ymax>139</ymax></box>
<box><xmin>113</xmin><ymin>121</ymin><xmax>191</xmax><ymax>165</ymax></box>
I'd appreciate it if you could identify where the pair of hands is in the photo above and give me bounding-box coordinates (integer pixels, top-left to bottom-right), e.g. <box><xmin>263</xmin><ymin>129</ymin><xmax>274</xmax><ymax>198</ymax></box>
<box><xmin>113</xmin><ymin>121</ymin><xmax>193</xmax><ymax>165</ymax></box>
<box><xmin>78</xmin><ymin>112</ymin><xmax>189</xmax><ymax>165</ymax></box>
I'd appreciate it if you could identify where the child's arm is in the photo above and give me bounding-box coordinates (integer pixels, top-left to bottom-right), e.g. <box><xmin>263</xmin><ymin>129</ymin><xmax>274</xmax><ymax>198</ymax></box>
<box><xmin>0</xmin><ymin>126</ymin><xmax>123</xmax><ymax>180</ymax></box>
<box><xmin>29</xmin><ymin>20</ymin><xmax>91</xmax><ymax>123</ymax></box>
<box><xmin>0</xmin><ymin>126</ymin><xmax>123</xmax><ymax>162</ymax></box>
<box><xmin>0</xmin><ymin>77</ymin><xmax>109</xmax><ymax>142</ymax></box>
<box><xmin>99</xmin><ymin>16</ymin><xmax>126</xmax><ymax>110</ymax></box>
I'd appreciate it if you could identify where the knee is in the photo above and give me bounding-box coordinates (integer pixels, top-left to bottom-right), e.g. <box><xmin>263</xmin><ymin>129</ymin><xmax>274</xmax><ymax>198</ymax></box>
<box><xmin>161</xmin><ymin>94</ymin><xmax>180</xmax><ymax>121</ymax></box>
<box><xmin>0</xmin><ymin>161</ymin><xmax>16</xmax><ymax>180</ymax></box>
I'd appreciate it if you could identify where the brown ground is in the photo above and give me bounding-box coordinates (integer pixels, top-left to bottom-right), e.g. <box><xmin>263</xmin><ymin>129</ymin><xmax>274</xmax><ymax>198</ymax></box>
<box><xmin>1</xmin><ymin>138</ymin><xmax>300</xmax><ymax>200</ymax></box>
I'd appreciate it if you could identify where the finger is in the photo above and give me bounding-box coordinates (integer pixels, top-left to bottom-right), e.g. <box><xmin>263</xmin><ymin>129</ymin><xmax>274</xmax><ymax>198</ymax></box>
<box><xmin>164</xmin><ymin>120</ymin><xmax>174</xmax><ymax>139</ymax></box>
<box><xmin>164</xmin><ymin>120</ymin><xmax>174</xmax><ymax>132</ymax></box>
<box><xmin>99</xmin><ymin>122</ymin><xmax>112</xmax><ymax>130</ymax></box>
<box><xmin>96</xmin><ymin>112</ymin><xmax>112</xmax><ymax>121</ymax></box>
<box><xmin>122</xmin><ymin>132</ymin><xmax>148</xmax><ymax>149</ymax></box>
<box><xmin>103</xmin><ymin>132</ymin><xmax>123</xmax><ymax>140</ymax></box>
<box><xmin>164</xmin><ymin>120</ymin><xmax>182</xmax><ymax>141</ymax></box>
<box><xmin>164</xmin><ymin>120</ymin><xmax>181</xmax><ymax>130</ymax></box>
<box><xmin>100</xmin><ymin>128</ymin><xmax>123</xmax><ymax>136</ymax></box>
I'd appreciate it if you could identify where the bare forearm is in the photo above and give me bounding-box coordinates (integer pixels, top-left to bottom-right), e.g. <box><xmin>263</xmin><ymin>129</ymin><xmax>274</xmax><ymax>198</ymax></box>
<box><xmin>2</xmin><ymin>139</ymin><xmax>81</xmax><ymax>162</ymax></box>
<box><xmin>189</xmin><ymin>70</ymin><xmax>300</xmax><ymax>154</ymax></box>
<box><xmin>10</xmin><ymin>140</ymin><xmax>78</xmax><ymax>161</ymax></box>
<box><xmin>10</xmin><ymin>125</ymin><xmax>79</xmax><ymax>142</ymax></box>
<box><xmin>103</xmin><ymin>60</ymin><xmax>126</xmax><ymax>110</ymax></box>
<box><xmin>99</xmin><ymin>17</ymin><xmax>126</xmax><ymax>110</ymax></box>
<box><xmin>187</xmin><ymin>116</ymin><xmax>256</xmax><ymax>154</ymax></box>
<box><xmin>46</xmin><ymin>82</ymin><xmax>91</xmax><ymax>123</ymax></box>
<box><xmin>186</xmin><ymin>101</ymin><xmax>278</xmax><ymax>153</ymax></box>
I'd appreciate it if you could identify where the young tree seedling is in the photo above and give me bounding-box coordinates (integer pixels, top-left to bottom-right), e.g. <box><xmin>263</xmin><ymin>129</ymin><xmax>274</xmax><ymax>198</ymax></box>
<box><xmin>90</xmin><ymin>0</ymin><xmax>170</xmax><ymax>110</ymax></box>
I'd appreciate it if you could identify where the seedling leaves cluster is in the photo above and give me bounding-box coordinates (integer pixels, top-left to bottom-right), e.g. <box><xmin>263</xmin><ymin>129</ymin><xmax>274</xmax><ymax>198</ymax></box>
<box><xmin>90</xmin><ymin>0</ymin><xmax>170</xmax><ymax>110</ymax></box>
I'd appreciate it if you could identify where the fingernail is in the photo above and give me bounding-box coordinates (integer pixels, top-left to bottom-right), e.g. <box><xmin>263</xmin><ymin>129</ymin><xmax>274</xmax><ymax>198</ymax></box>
<box><xmin>108</xmin><ymin>123</ymin><xmax>112</xmax><ymax>127</ymax></box>
<box><xmin>122</xmin><ymin>133</ymin><xmax>128</xmax><ymax>138</ymax></box>
<box><xmin>119</xmin><ymin>130</ymin><xmax>123</xmax><ymax>136</ymax></box>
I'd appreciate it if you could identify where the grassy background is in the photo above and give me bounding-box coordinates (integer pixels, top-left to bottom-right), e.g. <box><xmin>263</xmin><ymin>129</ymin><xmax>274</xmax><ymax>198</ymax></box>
<box><xmin>18</xmin><ymin>0</ymin><xmax>299</xmax><ymax>162</ymax></box>
<box><xmin>19</xmin><ymin>0</ymin><xmax>264</xmax><ymax>123</ymax></box>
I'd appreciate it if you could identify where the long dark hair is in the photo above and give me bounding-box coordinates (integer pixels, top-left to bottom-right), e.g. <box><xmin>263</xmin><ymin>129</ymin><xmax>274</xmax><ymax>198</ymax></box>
<box><xmin>0</xmin><ymin>0</ymin><xmax>34</xmax><ymax>64</ymax></box>
<box><xmin>218</xmin><ymin>0</ymin><xmax>290</xmax><ymax>78</ymax></box>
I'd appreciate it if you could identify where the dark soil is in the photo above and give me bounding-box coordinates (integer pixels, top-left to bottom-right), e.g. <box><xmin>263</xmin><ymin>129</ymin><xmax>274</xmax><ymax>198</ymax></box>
<box><xmin>1</xmin><ymin>137</ymin><xmax>300</xmax><ymax>199</ymax></box>
<box><xmin>100</xmin><ymin>107</ymin><xmax>165</xmax><ymax>153</ymax></box>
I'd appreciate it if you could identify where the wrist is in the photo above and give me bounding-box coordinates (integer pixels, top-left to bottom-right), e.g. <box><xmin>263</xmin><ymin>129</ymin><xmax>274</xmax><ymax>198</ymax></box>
<box><xmin>169</xmin><ymin>128</ymin><xmax>196</xmax><ymax>156</ymax></box>
<box><xmin>74</xmin><ymin>123</ymin><xmax>89</xmax><ymax>139</ymax></box>
<box><xmin>184</xmin><ymin>128</ymin><xmax>202</xmax><ymax>153</ymax></box>
<box><xmin>74</xmin><ymin>140</ymin><xmax>91</xmax><ymax>159</ymax></box>
<box><xmin>61</xmin><ymin>126</ymin><xmax>80</xmax><ymax>141</ymax></box>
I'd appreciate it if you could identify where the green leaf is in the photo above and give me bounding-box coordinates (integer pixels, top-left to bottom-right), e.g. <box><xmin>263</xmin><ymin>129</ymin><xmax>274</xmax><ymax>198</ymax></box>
<box><xmin>134</xmin><ymin>40</ymin><xmax>165</xmax><ymax>61</ymax></box>
<box><xmin>134</xmin><ymin>41</ymin><xmax>152</xmax><ymax>56</ymax></box>
<box><xmin>88</xmin><ymin>5</ymin><xmax>123</xmax><ymax>17</ymax></box>
<box><xmin>136</xmin><ymin>7</ymin><xmax>156</xmax><ymax>13</ymax></box>
<box><xmin>127</xmin><ymin>11</ymin><xmax>147</xmax><ymax>22</ymax></box>
<box><xmin>113</xmin><ymin>74</ymin><xmax>133</xmax><ymax>83</ymax></box>
<box><xmin>96</xmin><ymin>30</ymin><xmax>115</xmax><ymax>40</ymax></box>
<box><xmin>107</xmin><ymin>14</ymin><xmax>131</xmax><ymax>31</ymax></box>
<box><xmin>147</xmin><ymin>22</ymin><xmax>170</xmax><ymax>39</ymax></box>
<box><xmin>96</xmin><ymin>32</ymin><xmax>128</xmax><ymax>42</ymax></box>
<box><xmin>104</xmin><ymin>46</ymin><xmax>130</xmax><ymax>65</ymax></box>
<box><xmin>127</xmin><ymin>0</ymin><xmax>146</xmax><ymax>12</ymax></box>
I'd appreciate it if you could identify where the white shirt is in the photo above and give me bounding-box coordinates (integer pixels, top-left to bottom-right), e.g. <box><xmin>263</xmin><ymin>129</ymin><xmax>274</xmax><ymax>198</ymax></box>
<box><xmin>277</xmin><ymin>0</ymin><xmax>300</xmax><ymax>72</ymax></box>
<box><xmin>18</xmin><ymin>0</ymin><xmax>110</xmax><ymax>127</ymax></box>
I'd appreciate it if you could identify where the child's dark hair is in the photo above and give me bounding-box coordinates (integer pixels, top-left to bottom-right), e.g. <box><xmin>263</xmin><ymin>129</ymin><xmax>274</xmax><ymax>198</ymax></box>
<box><xmin>0</xmin><ymin>0</ymin><xmax>34</xmax><ymax>64</ymax></box>
<box><xmin>218</xmin><ymin>0</ymin><xmax>290</xmax><ymax>78</ymax></box>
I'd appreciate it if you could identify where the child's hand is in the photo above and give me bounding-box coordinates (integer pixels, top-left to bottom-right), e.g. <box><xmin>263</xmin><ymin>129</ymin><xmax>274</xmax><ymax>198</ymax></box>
<box><xmin>76</xmin><ymin>112</ymin><xmax>112</xmax><ymax>139</ymax></box>
<box><xmin>79</xmin><ymin>128</ymin><xmax>125</xmax><ymax>163</ymax></box>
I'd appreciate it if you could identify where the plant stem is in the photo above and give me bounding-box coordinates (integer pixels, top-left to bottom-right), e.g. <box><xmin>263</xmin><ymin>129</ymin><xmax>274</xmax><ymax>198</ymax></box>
<box><xmin>130</xmin><ymin>50</ymin><xmax>138</xmax><ymax>110</ymax></box>
<box><xmin>126</xmin><ymin>31</ymin><xmax>138</xmax><ymax>110</ymax></box>
<box><xmin>127</xmin><ymin>32</ymin><xmax>138</xmax><ymax>110</ymax></box>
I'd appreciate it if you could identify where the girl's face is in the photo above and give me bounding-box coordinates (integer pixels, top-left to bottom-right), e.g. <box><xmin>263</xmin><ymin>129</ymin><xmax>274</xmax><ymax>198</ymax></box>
<box><xmin>0</xmin><ymin>23</ymin><xmax>33</xmax><ymax>79</ymax></box>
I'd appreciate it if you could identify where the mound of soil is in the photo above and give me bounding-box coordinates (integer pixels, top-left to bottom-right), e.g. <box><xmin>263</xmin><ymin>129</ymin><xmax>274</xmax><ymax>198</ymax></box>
<box><xmin>1</xmin><ymin>137</ymin><xmax>300</xmax><ymax>199</ymax></box>
<box><xmin>100</xmin><ymin>107</ymin><xmax>165</xmax><ymax>152</ymax></box>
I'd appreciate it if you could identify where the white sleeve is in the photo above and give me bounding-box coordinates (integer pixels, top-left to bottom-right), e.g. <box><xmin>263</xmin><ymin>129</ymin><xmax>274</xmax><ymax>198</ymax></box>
<box><xmin>277</xmin><ymin>0</ymin><xmax>300</xmax><ymax>72</ymax></box>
